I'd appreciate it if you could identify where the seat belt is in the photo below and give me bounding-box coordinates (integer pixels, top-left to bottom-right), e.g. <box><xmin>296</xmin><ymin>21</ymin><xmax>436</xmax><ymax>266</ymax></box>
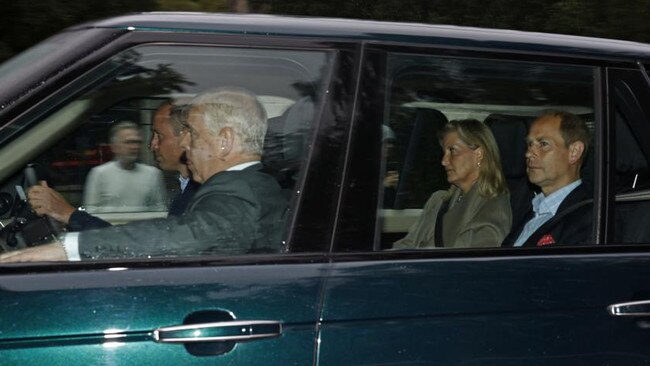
<box><xmin>434</xmin><ymin>199</ymin><xmax>450</xmax><ymax>247</ymax></box>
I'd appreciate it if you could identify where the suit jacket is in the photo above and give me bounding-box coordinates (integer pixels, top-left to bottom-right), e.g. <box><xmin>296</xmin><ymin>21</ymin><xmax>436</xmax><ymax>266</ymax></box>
<box><xmin>68</xmin><ymin>179</ymin><xmax>201</xmax><ymax>232</ymax></box>
<box><xmin>394</xmin><ymin>185</ymin><xmax>512</xmax><ymax>249</ymax></box>
<box><xmin>501</xmin><ymin>183</ymin><xmax>593</xmax><ymax>247</ymax></box>
<box><xmin>168</xmin><ymin>179</ymin><xmax>200</xmax><ymax>216</ymax></box>
<box><xmin>77</xmin><ymin>164</ymin><xmax>288</xmax><ymax>259</ymax></box>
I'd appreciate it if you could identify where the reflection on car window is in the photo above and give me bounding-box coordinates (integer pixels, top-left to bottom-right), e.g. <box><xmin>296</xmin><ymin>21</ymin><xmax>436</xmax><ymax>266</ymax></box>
<box><xmin>379</xmin><ymin>53</ymin><xmax>596</xmax><ymax>249</ymax></box>
<box><xmin>0</xmin><ymin>44</ymin><xmax>333</xmax><ymax>260</ymax></box>
<box><xmin>611</xmin><ymin>68</ymin><xmax>650</xmax><ymax>244</ymax></box>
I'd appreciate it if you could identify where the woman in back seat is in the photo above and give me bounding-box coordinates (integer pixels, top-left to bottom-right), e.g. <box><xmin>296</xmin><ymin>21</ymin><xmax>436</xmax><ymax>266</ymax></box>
<box><xmin>394</xmin><ymin>119</ymin><xmax>511</xmax><ymax>249</ymax></box>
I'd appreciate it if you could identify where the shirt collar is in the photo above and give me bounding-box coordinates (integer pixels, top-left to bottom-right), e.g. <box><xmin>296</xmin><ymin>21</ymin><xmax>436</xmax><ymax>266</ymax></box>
<box><xmin>178</xmin><ymin>175</ymin><xmax>190</xmax><ymax>192</ymax></box>
<box><xmin>226</xmin><ymin>161</ymin><xmax>260</xmax><ymax>171</ymax></box>
<box><xmin>532</xmin><ymin>179</ymin><xmax>582</xmax><ymax>216</ymax></box>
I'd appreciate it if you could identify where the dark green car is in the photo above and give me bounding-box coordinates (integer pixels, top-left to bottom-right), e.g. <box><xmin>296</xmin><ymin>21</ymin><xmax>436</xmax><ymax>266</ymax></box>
<box><xmin>1</xmin><ymin>12</ymin><xmax>650</xmax><ymax>365</ymax></box>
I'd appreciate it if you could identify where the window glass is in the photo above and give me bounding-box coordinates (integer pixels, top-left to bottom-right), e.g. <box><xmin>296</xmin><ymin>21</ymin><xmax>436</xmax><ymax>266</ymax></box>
<box><xmin>380</xmin><ymin>53</ymin><xmax>595</xmax><ymax>249</ymax></box>
<box><xmin>611</xmin><ymin>68</ymin><xmax>650</xmax><ymax>244</ymax></box>
<box><xmin>0</xmin><ymin>44</ymin><xmax>332</xmax><ymax>259</ymax></box>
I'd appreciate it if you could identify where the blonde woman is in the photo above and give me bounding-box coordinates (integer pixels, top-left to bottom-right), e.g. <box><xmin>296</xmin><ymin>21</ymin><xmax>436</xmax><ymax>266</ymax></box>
<box><xmin>394</xmin><ymin>119</ymin><xmax>511</xmax><ymax>248</ymax></box>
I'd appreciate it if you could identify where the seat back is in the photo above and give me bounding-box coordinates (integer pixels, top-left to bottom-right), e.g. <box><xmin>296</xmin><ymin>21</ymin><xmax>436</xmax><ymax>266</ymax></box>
<box><xmin>389</xmin><ymin>107</ymin><xmax>448</xmax><ymax>209</ymax></box>
<box><xmin>484</xmin><ymin>114</ymin><xmax>534</xmax><ymax>230</ymax></box>
<box><xmin>262</xmin><ymin>97</ymin><xmax>315</xmax><ymax>189</ymax></box>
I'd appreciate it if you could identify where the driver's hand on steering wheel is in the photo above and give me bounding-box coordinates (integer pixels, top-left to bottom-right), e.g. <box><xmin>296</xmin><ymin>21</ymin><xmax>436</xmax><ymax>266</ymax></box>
<box><xmin>28</xmin><ymin>181</ymin><xmax>76</xmax><ymax>225</ymax></box>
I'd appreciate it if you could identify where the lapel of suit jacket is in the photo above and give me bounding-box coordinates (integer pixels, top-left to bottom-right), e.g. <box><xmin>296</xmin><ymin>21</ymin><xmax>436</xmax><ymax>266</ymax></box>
<box><xmin>501</xmin><ymin>200</ymin><xmax>534</xmax><ymax>247</ymax></box>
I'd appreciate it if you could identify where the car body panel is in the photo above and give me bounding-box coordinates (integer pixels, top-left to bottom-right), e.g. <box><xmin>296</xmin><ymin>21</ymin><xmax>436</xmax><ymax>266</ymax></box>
<box><xmin>79</xmin><ymin>13</ymin><xmax>650</xmax><ymax>62</ymax></box>
<box><xmin>318</xmin><ymin>252</ymin><xmax>650</xmax><ymax>365</ymax></box>
<box><xmin>0</xmin><ymin>261</ymin><xmax>327</xmax><ymax>364</ymax></box>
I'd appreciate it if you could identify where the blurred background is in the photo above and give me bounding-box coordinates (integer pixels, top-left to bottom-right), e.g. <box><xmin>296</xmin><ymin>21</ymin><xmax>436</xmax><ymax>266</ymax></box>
<box><xmin>1</xmin><ymin>0</ymin><xmax>650</xmax><ymax>63</ymax></box>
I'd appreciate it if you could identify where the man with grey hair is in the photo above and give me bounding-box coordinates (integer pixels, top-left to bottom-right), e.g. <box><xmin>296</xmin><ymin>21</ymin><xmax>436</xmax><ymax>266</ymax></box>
<box><xmin>1</xmin><ymin>87</ymin><xmax>288</xmax><ymax>262</ymax></box>
<box><xmin>83</xmin><ymin>121</ymin><xmax>167</xmax><ymax>213</ymax></box>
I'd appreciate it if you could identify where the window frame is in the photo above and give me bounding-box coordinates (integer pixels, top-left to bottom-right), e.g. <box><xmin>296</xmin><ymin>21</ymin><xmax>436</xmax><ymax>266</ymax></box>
<box><xmin>606</xmin><ymin>66</ymin><xmax>650</xmax><ymax>244</ymax></box>
<box><xmin>335</xmin><ymin>42</ymin><xmax>622</xmax><ymax>257</ymax></box>
<box><xmin>0</xmin><ymin>30</ymin><xmax>361</xmax><ymax>270</ymax></box>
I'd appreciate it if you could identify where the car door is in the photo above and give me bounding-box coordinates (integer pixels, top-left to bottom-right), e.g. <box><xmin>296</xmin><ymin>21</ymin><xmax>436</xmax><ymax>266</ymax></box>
<box><xmin>0</xmin><ymin>27</ymin><xmax>358</xmax><ymax>365</ymax></box>
<box><xmin>0</xmin><ymin>262</ymin><xmax>328</xmax><ymax>365</ymax></box>
<box><xmin>316</xmin><ymin>45</ymin><xmax>650</xmax><ymax>365</ymax></box>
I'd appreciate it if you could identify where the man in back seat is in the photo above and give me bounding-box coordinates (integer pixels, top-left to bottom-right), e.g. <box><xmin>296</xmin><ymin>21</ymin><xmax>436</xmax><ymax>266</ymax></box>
<box><xmin>502</xmin><ymin>111</ymin><xmax>592</xmax><ymax>247</ymax></box>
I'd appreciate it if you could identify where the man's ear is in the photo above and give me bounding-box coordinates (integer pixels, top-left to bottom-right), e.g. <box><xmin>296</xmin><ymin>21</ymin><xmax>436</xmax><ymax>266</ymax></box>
<box><xmin>218</xmin><ymin>127</ymin><xmax>235</xmax><ymax>157</ymax></box>
<box><xmin>568</xmin><ymin>141</ymin><xmax>585</xmax><ymax>165</ymax></box>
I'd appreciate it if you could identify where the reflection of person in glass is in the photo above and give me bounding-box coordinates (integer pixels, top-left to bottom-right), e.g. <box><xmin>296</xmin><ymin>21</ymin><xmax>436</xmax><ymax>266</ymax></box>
<box><xmin>0</xmin><ymin>87</ymin><xmax>288</xmax><ymax>262</ymax></box>
<box><xmin>394</xmin><ymin>119</ymin><xmax>511</xmax><ymax>249</ymax></box>
<box><xmin>83</xmin><ymin>121</ymin><xmax>167</xmax><ymax>213</ymax></box>
<box><xmin>27</xmin><ymin>101</ymin><xmax>198</xmax><ymax>231</ymax></box>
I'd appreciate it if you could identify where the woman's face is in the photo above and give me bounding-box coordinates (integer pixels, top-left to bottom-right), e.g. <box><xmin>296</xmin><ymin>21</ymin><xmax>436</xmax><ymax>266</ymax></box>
<box><xmin>441</xmin><ymin>131</ymin><xmax>482</xmax><ymax>193</ymax></box>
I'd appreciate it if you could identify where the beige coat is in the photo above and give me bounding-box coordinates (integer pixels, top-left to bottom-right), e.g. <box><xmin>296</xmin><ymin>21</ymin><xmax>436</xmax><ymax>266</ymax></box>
<box><xmin>394</xmin><ymin>185</ymin><xmax>512</xmax><ymax>248</ymax></box>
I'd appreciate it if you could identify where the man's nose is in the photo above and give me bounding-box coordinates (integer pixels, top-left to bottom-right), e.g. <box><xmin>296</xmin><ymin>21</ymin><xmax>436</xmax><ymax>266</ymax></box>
<box><xmin>525</xmin><ymin>146</ymin><xmax>535</xmax><ymax>159</ymax></box>
<box><xmin>441</xmin><ymin>152</ymin><xmax>449</xmax><ymax>166</ymax></box>
<box><xmin>149</xmin><ymin>136</ymin><xmax>158</xmax><ymax>151</ymax></box>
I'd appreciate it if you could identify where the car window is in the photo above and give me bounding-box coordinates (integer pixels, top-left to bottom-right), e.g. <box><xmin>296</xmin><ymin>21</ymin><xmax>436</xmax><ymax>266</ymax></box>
<box><xmin>610</xmin><ymin>67</ymin><xmax>650</xmax><ymax>244</ymax></box>
<box><xmin>0</xmin><ymin>44</ymin><xmax>333</xmax><ymax>259</ymax></box>
<box><xmin>339</xmin><ymin>49</ymin><xmax>598</xmax><ymax>251</ymax></box>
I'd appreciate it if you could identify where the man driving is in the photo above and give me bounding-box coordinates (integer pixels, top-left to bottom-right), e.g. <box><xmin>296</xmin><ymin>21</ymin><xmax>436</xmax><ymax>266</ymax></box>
<box><xmin>27</xmin><ymin>99</ymin><xmax>199</xmax><ymax>231</ymax></box>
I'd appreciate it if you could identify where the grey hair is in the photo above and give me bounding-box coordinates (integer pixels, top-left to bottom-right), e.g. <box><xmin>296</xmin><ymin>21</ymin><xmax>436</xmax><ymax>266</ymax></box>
<box><xmin>189</xmin><ymin>87</ymin><xmax>267</xmax><ymax>155</ymax></box>
<box><xmin>110</xmin><ymin>121</ymin><xmax>139</xmax><ymax>143</ymax></box>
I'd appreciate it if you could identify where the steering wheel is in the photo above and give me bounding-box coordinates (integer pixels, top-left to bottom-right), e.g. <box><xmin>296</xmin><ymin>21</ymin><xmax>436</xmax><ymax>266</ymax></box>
<box><xmin>0</xmin><ymin>164</ymin><xmax>62</xmax><ymax>253</ymax></box>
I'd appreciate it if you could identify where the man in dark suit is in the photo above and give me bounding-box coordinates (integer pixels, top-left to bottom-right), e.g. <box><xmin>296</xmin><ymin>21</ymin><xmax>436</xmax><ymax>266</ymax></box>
<box><xmin>1</xmin><ymin>87</ymin><xmax>288</xmax><ymax>261</ymax></box>
<box><xmin>502</xmin><ymin>111</ymin><xmax>592</xmax><ymax>247</ymax></box>
<box><xmin>27</xmin><ymin>100</ymin><xmax>199</xmax><ymax>231</ymax></box>
<box><xmin>150</xmin><ymin>100</ymin><xmax>201</xmax><ymax>216</ymax></box>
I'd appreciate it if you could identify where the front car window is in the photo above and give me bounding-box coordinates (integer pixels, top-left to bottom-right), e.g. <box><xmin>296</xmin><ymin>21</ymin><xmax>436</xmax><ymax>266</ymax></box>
<box><xmin>0</xmin><ymin>43</ymin><xmax>333</xmax><ymax>259</ymax></box>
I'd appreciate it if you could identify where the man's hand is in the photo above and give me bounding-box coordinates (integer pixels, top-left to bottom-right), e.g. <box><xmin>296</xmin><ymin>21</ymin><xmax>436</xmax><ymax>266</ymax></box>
<box><xmin>28</xmin><ymin>181</ymin><xmax>75</xmax><ymax>225</ymax></box>
<box><xmin>0</xmin><ymin>243</ymin><xmax>68</xmax><ymax>263</ymax></box>
<box><xmin>384</xmin><ymin>170</ymin><xmax>399</xmax><ymax>189</ymax></box>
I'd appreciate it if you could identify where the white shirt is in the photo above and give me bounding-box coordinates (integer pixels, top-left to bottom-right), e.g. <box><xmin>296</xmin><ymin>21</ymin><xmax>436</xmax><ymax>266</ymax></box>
<box><xmin>513</xmin><ymin>179</ymin><xmax>582</xmax><ymax>247</ymax></box>
<box><xmin>178</xmin><ymin>175</ymin><xmax>190</xmax><ymax>193</ymax></box>
<box><xmin>83</xmin><ymin>161</ymin><xmax>167</xmax><ymax>213</ymax></box>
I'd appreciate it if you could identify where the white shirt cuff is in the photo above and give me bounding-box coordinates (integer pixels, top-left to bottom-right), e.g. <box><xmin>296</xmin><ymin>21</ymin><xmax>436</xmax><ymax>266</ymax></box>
<box><xmin>63</xmin><ymin>232</ymin><xmax>81</xmax><ymax>261</ymax></box>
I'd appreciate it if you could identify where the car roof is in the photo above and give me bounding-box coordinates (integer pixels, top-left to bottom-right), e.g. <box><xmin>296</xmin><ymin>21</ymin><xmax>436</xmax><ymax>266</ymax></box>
<box><xmin>71</xmin><ymin>12</ymin><xmax>650</xmax><ymax>62</ymax></box>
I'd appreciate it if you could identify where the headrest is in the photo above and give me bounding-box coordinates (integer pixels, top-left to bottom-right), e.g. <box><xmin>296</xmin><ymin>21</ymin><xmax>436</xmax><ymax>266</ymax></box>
<box><xmin>484</xmin><ymin>114</ymin><xmax>530</xmax><ymax>179</ymax></box>
<box><xmin>261</xmin><ymin>97</ymin><xmax>314</xmax><ymax>189</ymax></box>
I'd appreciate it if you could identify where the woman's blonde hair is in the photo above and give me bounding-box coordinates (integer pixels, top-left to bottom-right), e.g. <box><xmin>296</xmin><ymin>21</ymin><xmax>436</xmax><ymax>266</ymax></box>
<box><xmin>441</xmin><ymin>119</ymin><xmax>508</xmax><ymax>198</ymax></box>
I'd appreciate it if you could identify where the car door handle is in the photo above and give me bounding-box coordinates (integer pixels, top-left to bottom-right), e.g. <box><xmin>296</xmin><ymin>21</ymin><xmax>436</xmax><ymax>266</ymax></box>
<box><xmin>153</xmin><ymin>320</ymin><xmax>282</xmax><ymax>343</ymax></box>
<box><xmin>608</xmin><ymin>300</ymin><xmax>650</xmax><ymax>317</ymax></box>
